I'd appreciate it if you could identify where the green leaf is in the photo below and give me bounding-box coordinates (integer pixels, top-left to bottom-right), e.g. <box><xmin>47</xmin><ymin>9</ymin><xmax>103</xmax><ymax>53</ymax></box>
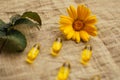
<box><xmin>0</xmin><ymin>19</ymin><xmax>6</xmax><ymax>26</ymax></box>
<box><xmin>10</xmin><ymin>14</ymin><xmax>21</xmax><ymax>25</ymax></box>
<box><xmin>0</xmin><ymin>19</ymin><xmax>6</xmax><ymax>30</ymax></box>
<box><xmin>0</xmin><ymin>19</ymin><xmax>14</xmax><ymax>37</ymax></box>
<box><xmin>6</xmin><ymin>29</ymin><xmax>27</xmax><ymax>51</ymax></box>
<box><xmin>22</xmin><ymin>11</ymin><xmax>42</xmax><ymax>26</ymax></box>
<box><xmin>14</xmin><ymin>18</ymin><xmax>36</xmax><ymax>26</ymax></box>
<box><xmin>0</xmin><ymin>31</ymin><xmax>6</xmax><ymax>37</ymax></box>
<box><xmin>14</xmin><ymin>18</ymin><xmax>40</xmax><ymax>30</ymax></box>
<box><xmin>0</xmin><ymin>19</ymin><xmax>6</xmax><ymax>37</ymax></box>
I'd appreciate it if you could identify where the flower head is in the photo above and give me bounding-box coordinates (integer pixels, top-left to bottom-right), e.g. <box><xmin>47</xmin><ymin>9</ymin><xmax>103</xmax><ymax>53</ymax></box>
<box><xmin>59</xmin><ymin>4</ymin><xmax>97</xmax><ymax>43</ymax></box>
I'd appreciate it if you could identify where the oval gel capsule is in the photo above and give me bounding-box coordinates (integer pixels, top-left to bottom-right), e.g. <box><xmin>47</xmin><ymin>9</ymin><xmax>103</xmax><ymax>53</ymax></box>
<box><xmin>26</xmin><ymin>44</ymin><xmax>40</xmax><ymax>64</ymax></box>
<box><xmin>80</xmin><ymin>44</ymin><xmax>92</xmax><ymax>65</ymax></box>
<box><xmin>56</xmin><ymin>62</ymin><xmax>71</xmax><ymax>80</ymax></box>
<box><xmin>51</xmin><ymin>37</ymin><xmax>62</xmax><ymax>56</ymax></box>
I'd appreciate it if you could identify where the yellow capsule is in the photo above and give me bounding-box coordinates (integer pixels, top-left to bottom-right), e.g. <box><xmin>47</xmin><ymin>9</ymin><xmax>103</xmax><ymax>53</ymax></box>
<box><xmin>51</xmin><ymin>37</ymin><xmax>62</xmax><ymax>56</ymax></box>
<box><xmin>80</xmin><ymin>44</ymin><xmax>92</xmax><ymax>65</ymax></box>
<box><xmin>56</xmin><ymin>62</ymin><xmax>71</xmax><ymax>80</ymax></box>
<box><xmin>26</xmin><ymin>44</ymin><xmax>40</xmax><ymax>64</ymax></box>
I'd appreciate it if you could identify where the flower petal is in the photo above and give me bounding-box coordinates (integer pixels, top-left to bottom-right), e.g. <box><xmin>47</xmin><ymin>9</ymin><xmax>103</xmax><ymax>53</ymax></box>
<box><xmin>75</xmin><ymin>32</ymin><xmax>81</xmax><ymax>43</ymax></box>
<box><xmin>63</xmin><ymin>25</ymin><xmax>73</xmax><ymax>35</ymax></box>
<box><xmin>85</xmin><ymin>15</ymin><xmax>97</xmax><ymax>25</ymax></box>
<box><xmin>77</xmin><ymin>4</ymin><xmax>91</xmax><ymax>20</ymax></box>
<box><xmin>72</xmin><ymin>31</ymin><xmax>76</xmax><ymax>40</ymax></box>
<box><xmin>60</xmin><ymin>15</ymin><xmax>73</xmax><ymax>22</ymax></box>
<box><xmin>80</xmin><ymin>30</ymin><xmax>90</xmax><ymax>42</ymax></box>
<box><xmin>86</xmin><ymin>31</ymin><xmax>98</xmax><ymax>36</ymax></box>
<box><xmin>60</xmin><ymin>25</ymin><xmax>67</xmax><ymax>31</ymax></box>
<box><xmin>84</xmin><ymin>25</ymin><xmax>97</xmax><ymax>31</ymax></box>
<box><xmin>66</xmin><ymin>29</ymin><xmax>74</xmax><ymax>40</ymax></box>
<box><xmin>59</xmin><ymin>16</ymin><xmax>73</xmax><ymax>25</ymax></box>
<box><xmin>67</xmin><ymin>5</ymin><xmax>77</xmax><ymax>19</ymax></box>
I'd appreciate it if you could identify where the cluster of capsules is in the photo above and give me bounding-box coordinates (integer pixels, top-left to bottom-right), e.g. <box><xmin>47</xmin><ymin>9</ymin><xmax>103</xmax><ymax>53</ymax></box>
<box><xmin>26</xmin><ymin>38</ymin><xmax>100</xmax><ymax>80</ymax></box>
<box><xmin>26</xmin><ymin>37</ymin><xmax>92</xmax><ymax>65</ymax></box>
<box><xmin>26</xmin><ymin>37</ymin><xmax>63</xmax><ymax>63</ymax></box>
<box><xmin>51</xmin><ymin>37</ymin><xmax>92</xmax><ymax>66</ymax></box>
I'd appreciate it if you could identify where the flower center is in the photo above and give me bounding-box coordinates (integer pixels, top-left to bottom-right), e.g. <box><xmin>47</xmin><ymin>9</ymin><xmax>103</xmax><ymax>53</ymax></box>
<box><xmin>73</xmin><ymin>19</ymin><xmax>83</xmax><ymax>31</ymax></box>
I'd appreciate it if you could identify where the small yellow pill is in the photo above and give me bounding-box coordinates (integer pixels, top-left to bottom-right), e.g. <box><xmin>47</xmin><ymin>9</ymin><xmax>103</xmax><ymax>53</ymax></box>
<box><xmin>51</xmin><ymin>37</ymin><xmax>62</xmax><ymax>56</ymax></box>
<box><xmin>80</xmin><ymin>44</ymin><xmax>92</xmax><ymax>65</ymax></box>
<box><xmin>56</xmin><ymin>62</ymin><xmax>71</xmax><ymax>80</ymax></box>
<box><xmin>26</xmin><ymin>43</ymin><xmax>40</xmax><ymax>64</ymax></box>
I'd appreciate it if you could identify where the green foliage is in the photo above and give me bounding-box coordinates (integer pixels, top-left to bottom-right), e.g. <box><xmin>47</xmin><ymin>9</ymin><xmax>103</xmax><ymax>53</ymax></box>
<box><xmin>6</xmin><ymin>29</ymin><xmax>27</xmax><ymax>52</ymax></box>
<box><xmin>0</xmin><ymin>11</ymin><xmax>42</xmax><ymax>52</ymax></box>
<box><xmin>14</xmin><ymin>18</ymin><xmax>35</xmax><ymax>26</ymax></box>
<box><xmin>22</xmin><ymin>11</ymin><xmax>41</xmax><ymax>25</ymax></box>
<box><xmin>0</xmin><ymin>20</ymin><xmax>6</xmax><ymax>37</ymax></box>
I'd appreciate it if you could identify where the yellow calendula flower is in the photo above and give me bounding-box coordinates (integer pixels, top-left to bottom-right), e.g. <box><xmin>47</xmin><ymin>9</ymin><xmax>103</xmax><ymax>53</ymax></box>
<box><xmin>59</xmin><ymin>4</ymin><xmax>97</xmax><ymax>43</ymax></box>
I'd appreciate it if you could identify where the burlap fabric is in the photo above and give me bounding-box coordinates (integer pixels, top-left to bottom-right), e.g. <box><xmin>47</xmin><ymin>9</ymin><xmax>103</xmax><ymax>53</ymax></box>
<box><xmin>0</xmin><ymin>0</ymin><xmax>120</xmax><ymax>80</ymax></box>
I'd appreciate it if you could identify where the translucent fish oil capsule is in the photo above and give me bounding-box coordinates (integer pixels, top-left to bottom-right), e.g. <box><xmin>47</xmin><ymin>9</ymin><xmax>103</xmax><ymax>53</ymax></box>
<box><xmin>26</xmin><ymin>43</ymin><xmax>40</xmax><ymax>64</ymax></box>
<box><xmin>51</xmin><ymin>37</ymin><xmax>62</xmax><ymax>56</ymax></box>
<box><xmin>80</xmin><ymin>44</ymin><xmax>92</xmax><ymax>65</ymax></box>
<box><xmin>56</xmin><ymin>62</ymin><xmax>71</xmax><ymax>80</ymax></box>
